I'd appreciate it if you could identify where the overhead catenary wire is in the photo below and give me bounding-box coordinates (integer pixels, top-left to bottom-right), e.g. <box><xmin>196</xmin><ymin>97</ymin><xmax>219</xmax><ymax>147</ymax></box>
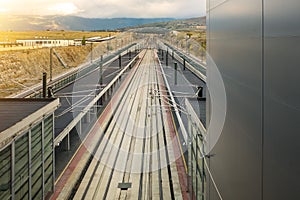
<box><xmin>55</xmin><ymin>91</ymin><xmax>94</xmax><ymax>118</ymax></box>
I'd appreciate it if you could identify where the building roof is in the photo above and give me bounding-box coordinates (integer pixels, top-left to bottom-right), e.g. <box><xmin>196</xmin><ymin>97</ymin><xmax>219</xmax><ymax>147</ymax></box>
<box><xmin>0</xmin><ymin>98</ymin><xmax>60</xmax><ymax>148</ymax></box>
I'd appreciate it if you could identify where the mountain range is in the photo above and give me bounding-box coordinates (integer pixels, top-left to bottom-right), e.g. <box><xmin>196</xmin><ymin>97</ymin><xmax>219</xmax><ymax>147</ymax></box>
<box><xmin>0</xmin><ymin>15</ymin><xmax>176</xmax><ymax>31</ymax></box>
<box><xmin>130</xmin><ymin>17</ymin><xmax>206</xmax><ymax>31</ymax></box>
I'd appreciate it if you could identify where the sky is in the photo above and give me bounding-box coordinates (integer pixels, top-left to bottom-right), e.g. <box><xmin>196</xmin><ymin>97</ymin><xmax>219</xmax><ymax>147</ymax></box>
<box><xmin>0</xmin><ymin>0</ymin><xmax>206</xmax><ymax>18</ymax></box>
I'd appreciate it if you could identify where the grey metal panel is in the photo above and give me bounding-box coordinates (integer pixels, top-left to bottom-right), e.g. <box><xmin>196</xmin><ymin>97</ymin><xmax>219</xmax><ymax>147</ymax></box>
<box><xmin>207</xmin><ymin>0</ymin><xmax>263</xmax><ymax>199</ymax></box>
<box><xmin>264</xmin><ymin>0</ymin><xmax>300</xmax><ymax>199</ymax></box>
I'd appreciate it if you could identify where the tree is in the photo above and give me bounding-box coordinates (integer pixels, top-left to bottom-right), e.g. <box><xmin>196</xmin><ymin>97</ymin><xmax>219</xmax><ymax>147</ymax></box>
<box><xmin>82</xmin><ymin>36</ymin><xmax>86</xmax><ymax>46</ymax></box>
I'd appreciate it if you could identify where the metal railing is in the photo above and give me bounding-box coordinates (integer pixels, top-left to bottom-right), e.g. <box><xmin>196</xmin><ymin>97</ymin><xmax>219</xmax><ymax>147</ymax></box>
<box><xmin>158</xmin><ymin>40</ymin><xmax>207</xmax><ymax>82</ymax></box>
<box><xmin>14</xmin><ymin>43</ymin><xmax>138</xmax><ymax>98</ymax></box>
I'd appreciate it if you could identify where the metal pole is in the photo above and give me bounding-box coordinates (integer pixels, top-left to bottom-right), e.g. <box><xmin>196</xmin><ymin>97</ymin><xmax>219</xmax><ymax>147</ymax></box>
<box><xmin>129</xmin><ymin>50</ymin><xmax>131</xmax><ymax>60</ymax></box>
<box><xmin>187</xmin><ymin>115</ymin><xmax>192</xmax><ymax>195</ymax></box>
<box><xmin>100</xmin><ymin>63</ymin><xmax>103</xmax><ymax>86</ymax></box>
<box><xmin>67</xmin><ymin>133</ymin><xmax>70</xmax><ymax>151</ymax></box>
<box><xmin>90</xmin><ymin>43</ymin><xmax>93</xmax><ymax>63</ymax></box>
<box><xmin>174</xmin><ymin>62</ymin><xmax>178</xmax><ymax>85</ymax></box>
<box><xmin>166</xmin><ymin>50</ymin><xmax>169</xmax><ymax>66</ymax></box>
<box><xmin>11</xmin><ymin>142</ymin><xmax>15</xmax><ymax>200</ymax></box>
<box><xmin>42</xmin><ymin>72</ymin><xmax>47</xmax><ymax>98</ymax></box>
<box><xmin>28</xmin><ymin>130</ymin><xmax>32</xmax><ymax>200</ymax></box>
<box><xmin>50</xmin><ymin>48</ymin><xmax>53</xmax><ymax>81</ymax></box>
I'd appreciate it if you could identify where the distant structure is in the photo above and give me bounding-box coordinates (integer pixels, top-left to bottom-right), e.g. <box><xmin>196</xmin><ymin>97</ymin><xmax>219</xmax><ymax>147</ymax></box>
<box><xmin>74</xmin><ymin>36</ymin><xmax>116</xmax><ymax>45</ymax></box>
<box><xmin>0</xmin><ymin>98</ymin><xmax>59</xmax><ymax>200</ymax></box>
<box><xmin>16</xmin><ymin>36</ymin><xmax>116</xmax><ymax>48</ymax></box>
<box><xmin>16</xmin><ymin>40</ymin><xmax>75</xmax><ymax>48</ymax></box>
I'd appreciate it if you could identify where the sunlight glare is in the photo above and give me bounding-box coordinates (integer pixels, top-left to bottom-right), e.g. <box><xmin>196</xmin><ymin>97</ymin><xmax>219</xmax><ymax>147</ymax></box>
<box><xmin>48</xmin><ymin>2</ymin><xmax>80</xmax><ymax>15</ymax></box>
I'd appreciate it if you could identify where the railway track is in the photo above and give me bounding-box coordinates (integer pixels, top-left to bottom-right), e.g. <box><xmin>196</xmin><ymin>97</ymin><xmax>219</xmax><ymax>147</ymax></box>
<box><xmin>59</xmin><ymin>49</ymin><xmax>184</xmax><ymax>200</ymax></box>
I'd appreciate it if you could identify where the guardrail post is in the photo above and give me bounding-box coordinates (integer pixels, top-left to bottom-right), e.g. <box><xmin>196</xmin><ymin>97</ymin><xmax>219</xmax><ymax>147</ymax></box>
<box><xmin>76</xmin><ymin>120</ymin><xmax>82</xmax><ymax>136</ymax></box>
<box><xmin>172</xmin><ymin>51</ymin><xmax>174</xmax><ymax>59</ymax></box>
<box><xmin>42</xmin><ymin>72</ymin><xmax>47</xmax><ymax>98</ymax></box>
<box><xmin>63</xmin><ymin>133</ymin><xmax>71</xmax><ymax>151</ymax></box>
<box><xmin>187</xmin><ymin>114</ymin><xmax>192</xmax><ymax>196</ymax></box>
<box><xmin>67</xmin><ymin>133</ymin><xmax>71</xmax><ymax>151</ymax></box>
<box><xmin>166</xmin><ymin>50</ymin><xmax>169</xmax><ymax>66</ymax></box>
<box><xmin>100</xmin><ymin>63</ymin><xmax>103</xmax><ymax>86</ymax></box>
<box><xmin>174</xmin><ymin>62</ymin><xmax>178</xmax><ymax>85</ymax></box>
<box><xmin>119</xmin><ymin>54</ymin><xmax>122</xmax><ymax>68</ymax></box>
<box><xmin>86</xmin><ymin>110</ymin><xmax>91</xmax><ymax>123</ymax></box>
<box><xmin>161</xmin><ymin>50</ymin><xmax>164</xmax><ymax>61</ymax></box>
<box><xmin>100</xmin><ymin>95</ymin><xmax>103</xmax><ymax>106</ymax></box>
<box><xmin>129</xmin><ymin>50</ymin><xmax>132</xmax><ymax>60</ymax></box>
<box><xmin>183</xmin><ymin>58</ymin><xmax>186</xmax><ymax>71</ymax></box>
<box><xmin>90</xmin><ymin>43</ymin><xmax>93</xmax><ymax>63</ymax></box>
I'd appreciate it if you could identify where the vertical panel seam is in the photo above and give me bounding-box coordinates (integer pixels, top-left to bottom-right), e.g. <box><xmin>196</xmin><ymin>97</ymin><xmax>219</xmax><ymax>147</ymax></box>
<box><xmin>261</xmin><ymin>0</ymin><xmax>265</xmax><ymax>199</ymax></box>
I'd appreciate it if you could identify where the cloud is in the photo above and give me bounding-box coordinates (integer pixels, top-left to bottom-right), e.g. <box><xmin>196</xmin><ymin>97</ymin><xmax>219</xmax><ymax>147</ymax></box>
<box><xmin>48</xmin><ymin>2</ymin><xmax>82</xmax><ymax>15</ymax></box>
<box><xmin>1</xmin><ymin>0</ymin><xmax>205</xmax><ymax>18</ymax></box>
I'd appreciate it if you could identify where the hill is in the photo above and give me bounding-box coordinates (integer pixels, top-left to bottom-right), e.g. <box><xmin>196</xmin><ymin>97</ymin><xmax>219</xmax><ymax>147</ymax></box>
<box><xmin>126</xmin><ymin>17</ymin><xmax>206</xmax><ymax>31</ymax></box>
<box><xmin>0</xmin><ymin>15</ymin><xmax>175</xmax><ymax>31</ymax></box>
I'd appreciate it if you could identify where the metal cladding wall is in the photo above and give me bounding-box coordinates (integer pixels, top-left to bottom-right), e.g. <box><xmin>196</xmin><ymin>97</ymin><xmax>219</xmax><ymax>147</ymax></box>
<box><xmin>207</xmin><ymin>0</ymin><xmax>300</xmax><ymax>199</ymax></box>
<box><xmin>264</xmin><ymin>1</ymin><xmax>300</xmax><ymax>199</ymax></box>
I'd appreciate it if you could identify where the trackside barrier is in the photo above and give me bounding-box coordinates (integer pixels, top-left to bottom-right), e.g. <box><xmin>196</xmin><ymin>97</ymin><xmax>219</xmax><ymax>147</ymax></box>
<box><xmin>13</xmin><ymin>43</ymin><xmax>138</xmax><ymax>98</ymax></box>
<box><xmin>158</xmin><ymin>41</ymin><xmax>207</xmax><ymax>82</ymax></box>
<box><xmin>185</xmin><ymin>98</ymin><xmax>207</xmax><ymax>199</ymax></box>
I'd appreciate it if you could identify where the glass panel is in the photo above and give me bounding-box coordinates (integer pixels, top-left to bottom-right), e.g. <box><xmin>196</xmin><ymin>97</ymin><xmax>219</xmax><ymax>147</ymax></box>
<box><xmin>0</xmin><ymin>146</ymin><xmax>11</xmax><ymax>200</ymax></box>
<box><xmin>44</xmin><ymin>154</ymin><xmax>52</xmax><ymax>173</ymax></box>
<box><xmin>15</xmin><ymin>133</ymin><xmax>29</xmax><ymax>193</ymax></box>
<box><xmin>44</xmin><ymin>165</ymin><xmax>53</xmax><ymax>196</ymax></box>
<box><xmin>31</xmin><ymin>124</ymin><xmax>42</xmax><ymax>174</ymax></box>
<box><xmin>44</xmin><ymin>116</ymin><xmax>53</xmax><ymax>161</ymax></box>
<box><xmin>44</xmin><ymin>115</ymin><xmax>54</xmax><ymax>197</ymax></box>
<box><xmin>31</xmin><ymin>166</ymin><xmax>42</xmax><ymax>189</ymax></box>
<box><xmin>32</xmin><ymin>189</ymin><xmax>42</xmax><ymax>200</ymax></box>
<box><xmin>31</xmin><ymin>167</ymin><xmax>42</xmax><ymax>200</ymax></box>
<box><xmin>15</xmin><ymin>181</ymin><xmax>29</xmax><ymax>200</ymax></box>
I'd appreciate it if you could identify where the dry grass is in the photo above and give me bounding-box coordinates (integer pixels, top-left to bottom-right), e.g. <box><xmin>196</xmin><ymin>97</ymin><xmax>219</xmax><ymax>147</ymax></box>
<box><xmin>0</xmin><ymin>31</ymin><xmax>133</xmax><ymax>97</ymax></box>
<box><xmin>0</xmin><ymin>46</ymin><xmax>88</xmax><ymax>97</ymax></box>
<box><xmin>0</xmin><ymin>30</ymin><xmax>117</xmax><ymax>42</ymax></box>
